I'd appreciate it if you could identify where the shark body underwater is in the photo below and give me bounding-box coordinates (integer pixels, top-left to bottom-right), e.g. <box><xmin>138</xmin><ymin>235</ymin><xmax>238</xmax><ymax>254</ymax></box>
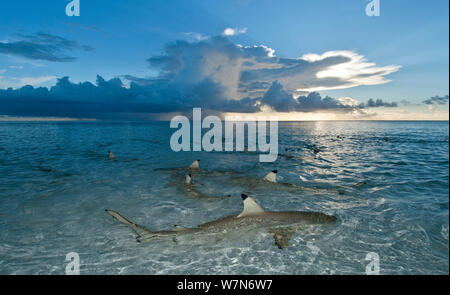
<box><xmin>105</xmin><ymin>194</ymin><xmax>337</xmax><ymax>249</ymax></box>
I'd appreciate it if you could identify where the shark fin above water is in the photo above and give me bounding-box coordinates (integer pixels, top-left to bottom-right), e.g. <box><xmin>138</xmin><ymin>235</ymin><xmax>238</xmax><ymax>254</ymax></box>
<box><xmin>268</xmin><ymin>227</ymin><xmax>296</xmax><ymax>249</ymax></box>
<box><xmin>263</xmin><ymin>170</ymin><xmax>278</xmax><ymax>183</ymax></box>
<box><xmin>189</xmin><ymin>160</ymin><xmax>200</xmax><ymax>169</ymax></box>
<box><xmin>185</xmin><ymin>174</ymin><xmax>192</xmax><ymax>185</ymax></box>
<box><xmin>237</xmin><ymin>194</ymin><xmax>264</xmax><ymax>217</ymax></box>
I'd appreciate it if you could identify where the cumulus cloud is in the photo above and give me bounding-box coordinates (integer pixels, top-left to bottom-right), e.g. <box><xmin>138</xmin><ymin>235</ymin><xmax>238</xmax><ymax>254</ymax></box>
<box><xmin>363</xmin><ymin>98</ymin><xmax>398</xmax><ymax>108</ymax></box>
<box><xmin>0</xmin><ymin>32</ymin><xmax>93</xmax><ymax>62</ymax></box>
<box><xmin>222</xmin><ymin>27</ymin><xmax>248</xmax><ymax>36</ymax></box>
<box><xmin>0</xmin><ymin>75</ymin><xmax>398</xmax><ymax>119</ymax></box>
<box><xmin>0</xmin><ymin>35</ymin><xmax>402</xmax><ymax>119</ymax></box>
<box><xmin>259</xmin><ymin>81</ymin><xmax>397</xmax><ymax>112</ymax></box>
<box><xmin>145</xmin><ymin>36</ymin><xmax>400</xmax><ymax>100</ymax></box>
<box><xmin>423</xmin><ymin>95</ymin><xmax>449</xmax><ymax>105</ymax></box>
<box><xmin>0</xmin><ymin>75</ymin><xmax>259</xmax><ymax>119</ymax></box>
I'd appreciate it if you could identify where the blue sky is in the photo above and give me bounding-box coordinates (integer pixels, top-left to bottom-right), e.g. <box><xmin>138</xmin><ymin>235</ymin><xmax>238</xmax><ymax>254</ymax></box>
<box><xmin>0</xmin><ymin>0</ymin><xmax>448</xmax><ymax>120</ymax></box>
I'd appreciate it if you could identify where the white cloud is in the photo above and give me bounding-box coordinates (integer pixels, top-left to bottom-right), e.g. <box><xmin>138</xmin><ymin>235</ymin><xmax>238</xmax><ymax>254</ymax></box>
<box><xmin>298</xmin><ymin>51</ymin><xmax>401</xmax><ymax>92</ymax></box>
<box><xmin>184</xmin><ymin>32</ymin><xmax>209</xmax><ymax>41</ymax></box>
<box><xmin>337</xmin><ymin>96</ymin><xmax>360</xmax><ymax>107</ymax></box>
<box><xmin>139</xmin><ymin>36</ymin><xmax>402</xmax><ymax>102</ymax></box>
<box><xmin>0</xmin><ymin>75</ymin><xmax>56</xmax><ymax>88</ymax></box>
<box><xmin>19</xmin><ymin>76</ymin><xmax>56</xmax><ymax>86</ymax></box>
<box><xmin>222</xmin><ymin>27</ymin><xmax>248</xmax><ymax>36</ymax></box>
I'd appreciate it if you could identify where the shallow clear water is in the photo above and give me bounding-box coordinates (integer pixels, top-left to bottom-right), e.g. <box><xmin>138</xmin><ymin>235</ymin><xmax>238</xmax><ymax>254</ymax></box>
<box><xmin>0</xmin><ymin>121</ymin><xmax>448</xmax><ymax>274</ymax></box>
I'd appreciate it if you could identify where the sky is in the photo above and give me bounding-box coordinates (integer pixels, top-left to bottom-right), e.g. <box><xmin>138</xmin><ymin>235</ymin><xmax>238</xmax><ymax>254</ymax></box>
<box><xmin>0</xmin><ymin>0</ymin><xmax>448</xmax><ymax>120</ymax></box>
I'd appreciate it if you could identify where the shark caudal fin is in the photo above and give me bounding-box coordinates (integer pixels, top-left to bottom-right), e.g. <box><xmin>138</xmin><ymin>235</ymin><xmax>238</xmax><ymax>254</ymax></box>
<box><xmin>263</xmin><ymin>170</ymin><xmax>278</xmax><ymax>183</ymax></box>
<box><xmin>237</xmin><ymin>194</ymin><xmax>265</xmax><ymax>217</ymax></box>
<box><xmin>105</xmin><ymin>209</ymin><xmax>154</xmax><ymax>239</ymax></box>
<box><xmin>189</xmin><ymin>160</ymin><xmax>200</xmax><ymax>169</ymax></box>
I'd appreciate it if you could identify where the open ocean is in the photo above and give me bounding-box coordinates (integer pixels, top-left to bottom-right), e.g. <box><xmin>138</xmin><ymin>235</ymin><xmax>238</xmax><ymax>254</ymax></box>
<box><xmin>0</xmin><ymin>120</ymin><xmax>448</xmax><ymax>274</ymax></box>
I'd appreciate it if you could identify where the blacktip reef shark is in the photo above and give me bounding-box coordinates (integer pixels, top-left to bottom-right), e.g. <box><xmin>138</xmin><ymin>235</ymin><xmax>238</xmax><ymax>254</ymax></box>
<box><xmin>155</xmin><ymin>159</ymin><xmax>236</xmax><ymax>178</ymax></box>
<box><xmin>105</xmin><ymin>194</ymin><xmax>337</xmax><ymax>249</ymax></box>
<box><xmin>231</xmin><ymin>169</ymin><xmax>299</xmax><ymax>191</ymax></box>
<box><xmin>234</xmin><ymin>170</ymin><xmax>361</xmax><ymax>195</ymax></box>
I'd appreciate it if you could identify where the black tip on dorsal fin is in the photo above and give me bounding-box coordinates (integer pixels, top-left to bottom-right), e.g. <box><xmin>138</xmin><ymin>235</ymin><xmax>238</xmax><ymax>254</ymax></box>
<box><xmin>241</xmin><ymin>194</ymin><xmax>248</xmax><ymax>200</ymax></box>
<box><xmin>272</xmin><ymin>170</ymin><xmax>278</xmax><ymax>174</ymax></box>
<box><xmin>188</xmin><ymin>174</ymin><xmax>192</xmax><ymax>177</ymax></box>
<box><xmin>197</xmin><ymin>159</ymin><xmax>200</xmax><ymax>162</ymax></box>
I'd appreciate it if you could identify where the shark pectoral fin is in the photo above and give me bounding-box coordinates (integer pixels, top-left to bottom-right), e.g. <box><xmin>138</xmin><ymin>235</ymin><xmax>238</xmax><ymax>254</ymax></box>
<box><xmin>268</xmin><ymin>228</ymin><xmax>296</xmax><ymax>249</ymax></box>
<box><xmin>105</xmin><ymin>209</ymin><xmax>154</xmax><ymax>237</ymax></box>
<box><xmin>136</xmin><ymin>233</ymin><xmax>158</xmax><ymax>243</ymax></box>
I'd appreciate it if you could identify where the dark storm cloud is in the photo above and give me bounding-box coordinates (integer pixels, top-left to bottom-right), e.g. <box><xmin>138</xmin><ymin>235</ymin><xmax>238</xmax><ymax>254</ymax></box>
<box><xmin>0</xmin><ymin>75</ymin><xmax>259</xmax><ymax>119</ymax></box>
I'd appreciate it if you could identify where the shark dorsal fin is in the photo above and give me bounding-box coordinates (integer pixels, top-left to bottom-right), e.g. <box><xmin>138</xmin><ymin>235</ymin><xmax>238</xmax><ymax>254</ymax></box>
<box><xmin>185</xmin><ymin>174</ymin><xmax>192</xmax><ymax>185</ymax></box>
<box><xmin>237</xmin><ymin>194</ymin><xmax>264</xmax><ymax>218</ymax></box>
<box><xmin>285</xmin><ymin>149</ymin><xmax>292</xmax><ymax>157</ymax></box>
<box><xmin>263</xmin><ymin>170</ymin><xmax>277</xmax><ymax>183</ymax></box>
<box><xmin>189</xmin><ymin>160</ymin><xmax>200</xmax><ymax>169</ymax></box>
<box><xmin>172</xmin><ymin>225</ymin><xmax>188</xmax><ymax>232</ymax></box>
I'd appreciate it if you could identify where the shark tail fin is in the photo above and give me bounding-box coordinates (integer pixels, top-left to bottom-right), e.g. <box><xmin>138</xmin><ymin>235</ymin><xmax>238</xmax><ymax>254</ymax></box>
<box><xmin>105</xmin><ymin>209</ymin><xmax>155</xmax><ymax>240</ymax></box>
